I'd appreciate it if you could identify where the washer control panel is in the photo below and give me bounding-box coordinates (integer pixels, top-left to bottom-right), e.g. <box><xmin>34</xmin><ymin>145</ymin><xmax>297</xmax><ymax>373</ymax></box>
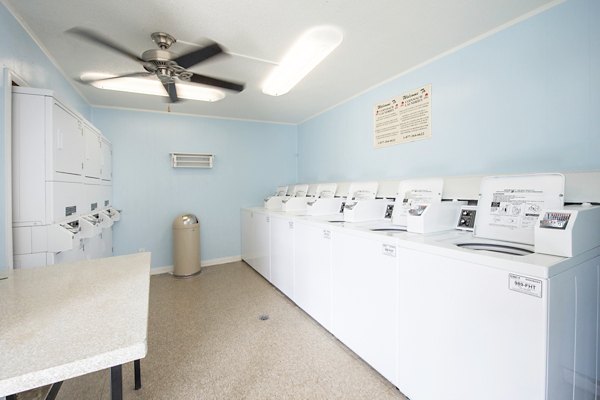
<box><xmin>539</xmin><ymin>211</ymin><xmax>571</xmax><ymax>230</ymax></box>
<box><xmin>457</xmin><ymin>206</ymin><xmax>477</xmax><ymax>231</ymax></box>
<box><xmin>384</xmin><ymin>204</ymin><xmax>395</xmax><ymax>219</ymax></box>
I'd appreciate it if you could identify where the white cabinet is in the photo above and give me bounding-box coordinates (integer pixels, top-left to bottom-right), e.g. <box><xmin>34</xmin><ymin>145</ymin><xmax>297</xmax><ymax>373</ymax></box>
<box><xmin>84</xmin><ymin>124</ymin><xmax>102</xmax><ymax>180</ymax></box>
<box><xmin>269</xmin><ymin>214</ymin><xmax>295</xmax><ymax>298</ymax></box>
<box><xmin>51</xmin><ymin>102</ymin><xmax>84</xmax><ymax>179</ymax></box>
<box><xmin>12</xmin><ymin>91</ymin><xmax>86</xmax><ymax>225</ymax></box>
<box><xmin>293</xmin><ymin>219</ymin><xmax>333</xmax><ymax>330</ymax></box>
<box><xmin>101</xmin><ymin>138</ymin><xmax>112</xmax><ymax>181</ymax></box>
<box><xmin>83</xmin><ymin>123</ymin><xmax>112</xmax><ymax>183</ymax></box>
<box><xmin>12</xmin><ymin>94</ymin><xmax>47</xmax><ymax>225</ymax></box>
<box><xmin>331</xmin><ymin>229</ymin><xmax>398</xmax><ymax>386</ymax></box>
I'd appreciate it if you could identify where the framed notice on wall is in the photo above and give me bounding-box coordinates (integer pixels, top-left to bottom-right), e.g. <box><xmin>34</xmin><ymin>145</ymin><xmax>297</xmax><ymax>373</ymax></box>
<box><xmin>373</xmin><ymin>84</ymin><xmax>431</xmax><ymax>148</ymax></box>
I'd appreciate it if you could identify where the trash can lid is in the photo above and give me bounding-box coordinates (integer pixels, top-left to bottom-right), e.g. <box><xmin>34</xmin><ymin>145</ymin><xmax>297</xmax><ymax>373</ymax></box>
<box><xmin>173</xmin><ymin>214</ymin><xmax>199</xmax><ymax>228</ymax></box>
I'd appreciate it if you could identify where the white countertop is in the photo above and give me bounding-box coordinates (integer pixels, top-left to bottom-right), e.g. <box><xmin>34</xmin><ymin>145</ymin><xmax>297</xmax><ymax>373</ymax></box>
<box><xmin>0</xmin><ymin>253</ymin><xmax>151</xmax><ymax>397</ymax></box>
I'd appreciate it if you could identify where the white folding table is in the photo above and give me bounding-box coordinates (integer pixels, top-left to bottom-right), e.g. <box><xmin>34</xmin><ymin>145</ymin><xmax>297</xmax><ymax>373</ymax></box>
<box><xmin>0</xmin><ymin>253</ymin><xmax>151</xmax><ymax>400</ymax></box>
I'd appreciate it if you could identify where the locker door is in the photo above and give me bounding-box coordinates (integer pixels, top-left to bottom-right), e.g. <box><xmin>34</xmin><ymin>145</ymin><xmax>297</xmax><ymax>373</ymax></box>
<box><xmin>84</xmin><ymin>125</ymin><xmax>102</xmax><ymax>180</ymax></box>
<box><xmin>52</xmin><ymin>103</ymin><xmax>83</xmax><ymax>176</ymax></box>
<box><xmin>101</xmin><ymin>139</ymin><xmax>112</xmax><ymax>181</ymax></box>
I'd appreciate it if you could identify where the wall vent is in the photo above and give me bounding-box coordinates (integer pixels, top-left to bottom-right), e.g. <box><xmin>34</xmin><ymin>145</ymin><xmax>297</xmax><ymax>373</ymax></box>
<box><xmin>170</xmin><ymin>153</ymin><xmax>214</xmax><ymax>169</ymax></box>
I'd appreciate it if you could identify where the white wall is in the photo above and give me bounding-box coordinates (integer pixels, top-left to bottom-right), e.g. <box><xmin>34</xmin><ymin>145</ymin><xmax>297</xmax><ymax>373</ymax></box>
<box><xmin>297</xmin><ymin>0</ymin><xmax>600</xmax><ymax>182</ymax></box>
<box><xmin>92</xmin><ymin>108</ymin><xmax>297</xmax><ymax>269</ymax></box>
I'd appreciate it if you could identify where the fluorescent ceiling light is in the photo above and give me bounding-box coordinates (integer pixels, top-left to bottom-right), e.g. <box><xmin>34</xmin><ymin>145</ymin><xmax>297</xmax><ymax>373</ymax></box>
<box><xmin>262</xmin><ymin>26</ymin><xmax>343</xmax><ymax>96</ymax></box>
<box><xmin>80</xmin><ymin>73</ymin><xmax>226</xmax><ymax>102</ymax></box>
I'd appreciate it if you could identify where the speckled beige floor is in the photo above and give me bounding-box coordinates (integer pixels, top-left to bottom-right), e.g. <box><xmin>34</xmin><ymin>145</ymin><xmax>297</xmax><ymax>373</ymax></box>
<box><xmin>24</xmin><ymin>261</ymin><xmax>406</xmax><ymax>400</ymax></box>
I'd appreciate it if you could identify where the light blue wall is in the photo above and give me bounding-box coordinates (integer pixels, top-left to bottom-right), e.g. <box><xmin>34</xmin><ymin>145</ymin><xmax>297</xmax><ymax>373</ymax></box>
<box><xmin>92</xmin><ymin>108</ymin><xmax>297</xmax><ymax>268</ymax></box>
<box><xmin>298</xmin><ymin>0</ymin><xmax>599</xmax><ymax>182</ymax></box>
<box><xmin>0</xmin><ymin>2</ymin><xmax>90</xmax><ymax>271</ymax></box>
<box><xmin>0</xmin><ymin>3</ymin><xmax>90</xmax><ymax>117</ymax></box>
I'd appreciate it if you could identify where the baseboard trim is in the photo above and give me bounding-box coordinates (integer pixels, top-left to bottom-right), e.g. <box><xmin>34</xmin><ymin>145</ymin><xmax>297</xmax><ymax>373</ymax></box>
<box><xmin>202</xmin><ymin>255</ymin><xmax>242</xmax><ymax>267</ymax></box>
<box><xmin>150</xmin><ymin>265</ymin><xmax>173</xmax><ymax>275</ymax></box>
<box><xmin>150</xmin><ymin>255</ymin><xmax>242</xmax><ymax>275</ymax></box>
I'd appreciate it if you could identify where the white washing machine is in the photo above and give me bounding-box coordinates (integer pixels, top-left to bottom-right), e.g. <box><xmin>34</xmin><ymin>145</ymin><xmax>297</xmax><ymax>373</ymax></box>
<box><xmin>293</xmin><ymin>216</ymin><xmax>335</xmax><ymax>331</ymax></box>
<box><xmin>269</xmin><ymin>210</ymin><xmax>305</xmax><ymax>298</ymax></box>
<box><xmin>327</xmin><ymin>219</ymin><xmax>401</xmax><ymax>386</ymax></box>
<box><xmin>395</xmin><ymin>173</ymin><xmax>600</xmax><ymax>400</ymax></box>
<box><xmin>241</xmin><ymin>207</ymin><xmax>271</xmax><ymax>279</ymax></box>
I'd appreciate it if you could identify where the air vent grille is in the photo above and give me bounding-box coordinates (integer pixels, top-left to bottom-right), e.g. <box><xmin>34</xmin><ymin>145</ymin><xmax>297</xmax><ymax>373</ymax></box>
<box><xmin>170</xmin><ymin>153</ymin><xmax>214</xmax><ymax>169</ymax></box>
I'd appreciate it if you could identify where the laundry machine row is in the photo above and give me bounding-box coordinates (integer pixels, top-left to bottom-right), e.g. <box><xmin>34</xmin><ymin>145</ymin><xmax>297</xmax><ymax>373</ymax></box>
<box><xmin>241</xmin><ymin>173</ymin><xmax>600</xmax><ymax>400</ymax></box>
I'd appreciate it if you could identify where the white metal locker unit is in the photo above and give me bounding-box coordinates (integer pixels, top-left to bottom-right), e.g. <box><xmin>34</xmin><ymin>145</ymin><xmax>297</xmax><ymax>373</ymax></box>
<box><xmin>11</xmin><ymin>87</ymin><xmax>116</xmax><ymax>268</ymax></box>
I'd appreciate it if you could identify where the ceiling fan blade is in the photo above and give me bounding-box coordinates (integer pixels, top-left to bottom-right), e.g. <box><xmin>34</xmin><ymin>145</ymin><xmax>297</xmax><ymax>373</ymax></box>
<box><xmin>80</xmin><ymin>72</ymin><xmax>153</xmax><ymax>83</ymax></box>
<box><xmin>189</xmin><ymin>73</ymin><xmax>245</xmax><ymax>92</ymax></box>
<box><xmin>162</xmin><ymin>81</ymin><xmax>179</xmax><ymax>103</ymax></box>
<box><xmin>173</xmin><ymin>42</ymin><xmax>224</xmax><ymax>69</ymax></box>
<box><xmin>67</xmin><ymin>27</ymin><xmax>144</xmax><ymax>63</ymax></box>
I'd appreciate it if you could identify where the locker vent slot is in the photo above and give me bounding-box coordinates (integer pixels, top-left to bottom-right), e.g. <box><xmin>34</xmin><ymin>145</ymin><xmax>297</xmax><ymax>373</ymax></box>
<box><xmin>170</xmin><ymin>153</ymin><xmax>214</xmax><ymax>169</ymax></box>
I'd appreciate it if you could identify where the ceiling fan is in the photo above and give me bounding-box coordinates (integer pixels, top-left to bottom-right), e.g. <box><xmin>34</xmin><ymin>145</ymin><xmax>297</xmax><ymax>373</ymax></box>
<box><xmin>67</xmin><ymin>27</ymin><xmax>245</xmax><ymax>102</ymax></box>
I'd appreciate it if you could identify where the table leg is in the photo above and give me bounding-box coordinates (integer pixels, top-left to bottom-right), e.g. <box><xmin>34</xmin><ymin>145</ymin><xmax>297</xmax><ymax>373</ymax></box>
<box><xmin>46</xmin><ymin>381</ymin><xmax>64</xmax><ymax>400</ymax></box>
<box><xmin>134</xmin><ymin>359</ymin><xmax>142</xmax><ymax>390</ymax></box>
<box><xmin>5</xmin><ymin>381</ymin><xmax>63</xmax><ymax>400</ymax></box>
<box><xmin>110</xmin><ymin>364</ymin><xmax>123</xmax><ymax>400</ymax></box>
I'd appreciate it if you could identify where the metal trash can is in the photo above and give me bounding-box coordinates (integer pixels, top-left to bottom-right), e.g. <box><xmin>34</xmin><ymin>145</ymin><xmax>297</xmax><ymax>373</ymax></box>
<box><xmin>172</xmin><ymin>214</ymin><xmax>201</xmax><ymax>277</ymax></box>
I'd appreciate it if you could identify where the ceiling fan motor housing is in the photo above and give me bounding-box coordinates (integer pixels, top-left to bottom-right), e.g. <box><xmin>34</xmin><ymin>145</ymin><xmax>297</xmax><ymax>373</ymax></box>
<box><xmin>142</xmin><ymin>37</ymin><xmax>189</xmax><ymax>81</ymax></box>
<box><xmin>151</xmin><ymin>32</ymin><xmax>176</xmax><ymax>49</ymax></box>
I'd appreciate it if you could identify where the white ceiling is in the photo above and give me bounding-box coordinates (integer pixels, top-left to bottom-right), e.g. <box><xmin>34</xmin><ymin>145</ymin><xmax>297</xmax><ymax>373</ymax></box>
<box><xmin>5</xmin><ymin>0</ymin><xmax>555</xmax><ymax>124</ymax></box>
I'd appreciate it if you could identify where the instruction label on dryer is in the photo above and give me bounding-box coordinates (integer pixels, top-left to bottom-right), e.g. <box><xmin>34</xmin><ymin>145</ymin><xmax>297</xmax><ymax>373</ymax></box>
<box><xmin>508</xmin><ymin>274</ymin><xmax>543</xmax><ymax>298</ymax></box>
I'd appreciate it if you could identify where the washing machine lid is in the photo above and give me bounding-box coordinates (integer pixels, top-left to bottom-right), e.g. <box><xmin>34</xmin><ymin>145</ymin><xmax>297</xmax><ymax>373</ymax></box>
<box><xmin>474</xmin><ymin>173</ymin><xmax>565</xmax><ymax>245</ymax></box>
<box><xmin>275</xmin><ymin>186</ymin><xmax>289</xmax><ymax>197</ymax></box>
<box><xmin>396</xmin><ymin>178</ymin><xmax>444</xmax><ymax>204</ymax></box>
<box><xmin>315</xmin><ymin>183</ymin><xmax>337</xmax><ymax>198</ymax></box>
<box><xmin>393</xmin><ymin>178</ymin><xmax>444</xmax><ymax>223</ymax></box>
<box><xmin>291</xmin><ymin>184</ymin><xmax>309</xmax><ymax>197</ymax></box>
<box><xmin>347</xmin><ymin>181</ymin><xmax>379</xmax><ymax>200</ymax></box>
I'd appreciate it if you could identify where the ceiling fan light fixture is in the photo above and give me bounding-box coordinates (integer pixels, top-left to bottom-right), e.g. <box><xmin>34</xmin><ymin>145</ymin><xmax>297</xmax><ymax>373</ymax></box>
<box><xmin>81</xmin><ymin>72</ymin><xmax>226</xmax><ymax>102</ymax></box>
<box><xmin>262</xmin><ymin>25</ymin><xmax>343</xmax><ymax>97</ymax></box>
